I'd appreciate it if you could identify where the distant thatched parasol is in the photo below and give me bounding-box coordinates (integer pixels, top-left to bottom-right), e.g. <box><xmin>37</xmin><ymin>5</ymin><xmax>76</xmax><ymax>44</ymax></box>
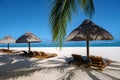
<box><xmin>67</xmin><ymin>19</ymin><xmax>114</xmax><ymax>61</ymax></box>
<box><xmin>16</xmin><ymin>32</ymin><xmax>41</xmax><ymax>51</ymax></box>
<box><xmin>0</xmin><ymin>35</ymin><xmax>16</xmax><ymax>49</ymax></box>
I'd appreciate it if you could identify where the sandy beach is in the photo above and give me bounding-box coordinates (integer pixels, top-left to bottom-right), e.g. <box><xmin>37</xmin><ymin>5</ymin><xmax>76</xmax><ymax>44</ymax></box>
<box><xmin>0</xmin><ymin>47</ymin><xmax>120</xmax><ymax>80</ymax></box>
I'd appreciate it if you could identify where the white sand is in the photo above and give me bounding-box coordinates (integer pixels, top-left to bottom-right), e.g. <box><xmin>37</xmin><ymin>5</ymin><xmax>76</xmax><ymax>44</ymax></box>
<box><xmin>0</xmin><ymin>47</ymin><xmax>120</xmax><ymax>80</ymax></box>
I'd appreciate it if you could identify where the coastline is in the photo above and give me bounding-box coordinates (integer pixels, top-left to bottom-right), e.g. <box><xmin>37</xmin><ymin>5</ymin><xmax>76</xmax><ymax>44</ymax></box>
<box><xmin>1</xmin><ymin>47</ymin><xmax>120</xmax><ymax>62</ymax></box>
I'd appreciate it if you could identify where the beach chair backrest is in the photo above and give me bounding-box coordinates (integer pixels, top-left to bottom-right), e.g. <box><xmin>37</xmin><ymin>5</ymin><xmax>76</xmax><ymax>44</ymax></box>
<box><xmin>40</xmin><ymin>51</ymin><xmax>47</xmax><ymax>56</ymax></box>
<box><xmin>92</xmin><ymin>56</ymin><xmax>104</xmax><ymax>64</ymax></box>
<box><xmin>72</xmin><ymin>54</ymin><xmax>82</xmax><ymax>61</ymax></box>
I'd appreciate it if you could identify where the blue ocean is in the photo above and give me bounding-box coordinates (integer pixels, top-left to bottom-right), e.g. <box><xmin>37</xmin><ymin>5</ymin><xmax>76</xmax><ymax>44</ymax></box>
<box><xmin>0</xmin><ymin>40</ymin><xmax>120</xmax><ymax>47</ymax></box>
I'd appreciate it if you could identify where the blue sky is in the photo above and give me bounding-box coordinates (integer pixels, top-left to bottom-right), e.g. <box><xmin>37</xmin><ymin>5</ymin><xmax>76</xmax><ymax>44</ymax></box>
<box><xmin>0</xmin><ymin>0</ymin><xmax>120</xmax><ymax>41</ymax></box>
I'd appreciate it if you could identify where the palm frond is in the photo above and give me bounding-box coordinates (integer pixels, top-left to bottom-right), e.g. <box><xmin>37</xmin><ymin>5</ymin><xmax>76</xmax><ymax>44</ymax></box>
<box><xmin>78</xmin><ymin>0</ymin><xmax>95</xmax><ymax>18</ymax></box>
<box><xmin>49</xmin><ymin>0</ymin><xmax>95</xmax><ymax>47</ymax></box>
<box><xmin>49</xmin><ymin>0</ymin><xmax>77</xmax><ymax>47</ymax></box>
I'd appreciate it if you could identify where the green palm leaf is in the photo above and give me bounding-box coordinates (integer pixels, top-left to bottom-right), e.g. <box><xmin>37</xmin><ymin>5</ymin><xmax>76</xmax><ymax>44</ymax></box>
<box><xmin>49</xmin><ymin>0</ymin><xmax>95</xmax><ymax>47</ymax></box>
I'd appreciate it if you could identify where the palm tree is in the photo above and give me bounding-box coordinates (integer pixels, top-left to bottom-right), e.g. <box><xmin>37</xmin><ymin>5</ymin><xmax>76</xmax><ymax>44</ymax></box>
<box><xmin>49</xmin><ymin>0</ymin><xmax>95</xmax><ymax>47</ymax></box>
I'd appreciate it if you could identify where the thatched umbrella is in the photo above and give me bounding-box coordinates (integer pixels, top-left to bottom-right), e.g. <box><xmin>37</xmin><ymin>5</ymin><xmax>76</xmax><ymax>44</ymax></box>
<box><xmin>67</xmin><ymin>19</ymin><xmax>114</xmax><ymax>61</ymax></box>
<box><xmin>0</xmin><ymin>35</ymin><xmax>16</xmax><ymax>50</ymax></box>
<box><xmin>16</xmin><ymin>32</ymin><xmax>41</xmax><ymax>51</ymax></box>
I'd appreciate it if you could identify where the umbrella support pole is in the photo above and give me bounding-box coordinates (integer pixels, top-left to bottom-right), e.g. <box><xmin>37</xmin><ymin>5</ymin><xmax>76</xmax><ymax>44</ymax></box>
<box><xmin>8</xmin><ymin>43</ymin><xmax>9</xmax><ymax>50</ymax></box>
<box><xmin>28</xmin><ymin>42</ymin><xmax>30</xmax><ymax>51</ymax></box>
<box><xmin>86</xmin><ymin>40</ymin><xmax>89</xmax><ymax>62</ymax></box>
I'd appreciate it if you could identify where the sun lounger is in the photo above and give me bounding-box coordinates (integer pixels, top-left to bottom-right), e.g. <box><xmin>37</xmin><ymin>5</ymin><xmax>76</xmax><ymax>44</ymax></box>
<box><xmin>72</xmin><ymin>54</ymin><xmax>83</xmax><ymax>62</ymax></box>
<box><xmin>20</xmin><ymin>50</ymin><xmax>57</xmax><ymax>58</ymax></box>
<box><xmin>87</xmin><ymin>55</ymin><xmax>112</xmax><ymax>70</ymax></box>
<box><xmin>32</xmin><ymin>51</ymin><xmax>41</xmax><ymax>56</ymax></box>
<box><xmin>40</xmin><ymin>51</ymin><xmax>47</xmax><ymax>56</ymax></box>
<box><xmin>45</xmin><ymin>53</ymin><xmax>57</xmax><ymax>58</ymax></box>
<box><xmin>37</xmin><ymin>51</ymin><xmax>57</xmax><ymax>58</ymax></box>
<box><xmin>70</xmin><ymin>54</ymin><xmax>85</xmax><ymax>66</ymax></box>
<box><xmin>33</xmin><ymin>51</ymin><xmax>57</xmax><ymax>58</ymax></box>
<box><xmin>19</xmin><ymin>51</ymin><xmax>34</xmax><ymax>57</ymax></box>
<box><xmin>0</xmin><ymin>49</ymin><xmax>20</xmax><ymax>54</ymax></box>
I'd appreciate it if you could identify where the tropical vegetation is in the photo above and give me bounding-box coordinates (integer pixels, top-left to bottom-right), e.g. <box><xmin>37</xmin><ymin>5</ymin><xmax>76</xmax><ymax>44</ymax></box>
<box><xmin>49</xmin><ymin>0</ymin><xmax>95</xmax><ymax>47</ymax></box>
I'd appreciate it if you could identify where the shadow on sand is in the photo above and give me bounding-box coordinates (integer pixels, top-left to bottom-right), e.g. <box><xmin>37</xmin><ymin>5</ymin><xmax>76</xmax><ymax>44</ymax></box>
<box><xmin>0</xmin><ymin>55</ymin><xmax>120</xmax><ymax>80</ymax></box>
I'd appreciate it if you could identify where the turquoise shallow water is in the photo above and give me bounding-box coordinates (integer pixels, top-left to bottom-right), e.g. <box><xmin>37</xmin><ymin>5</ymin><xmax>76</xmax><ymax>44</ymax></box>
<box><xmin>0</xmin><ymin>40</ymin><xmax>120</xmax><ymax>47</ymax></box>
